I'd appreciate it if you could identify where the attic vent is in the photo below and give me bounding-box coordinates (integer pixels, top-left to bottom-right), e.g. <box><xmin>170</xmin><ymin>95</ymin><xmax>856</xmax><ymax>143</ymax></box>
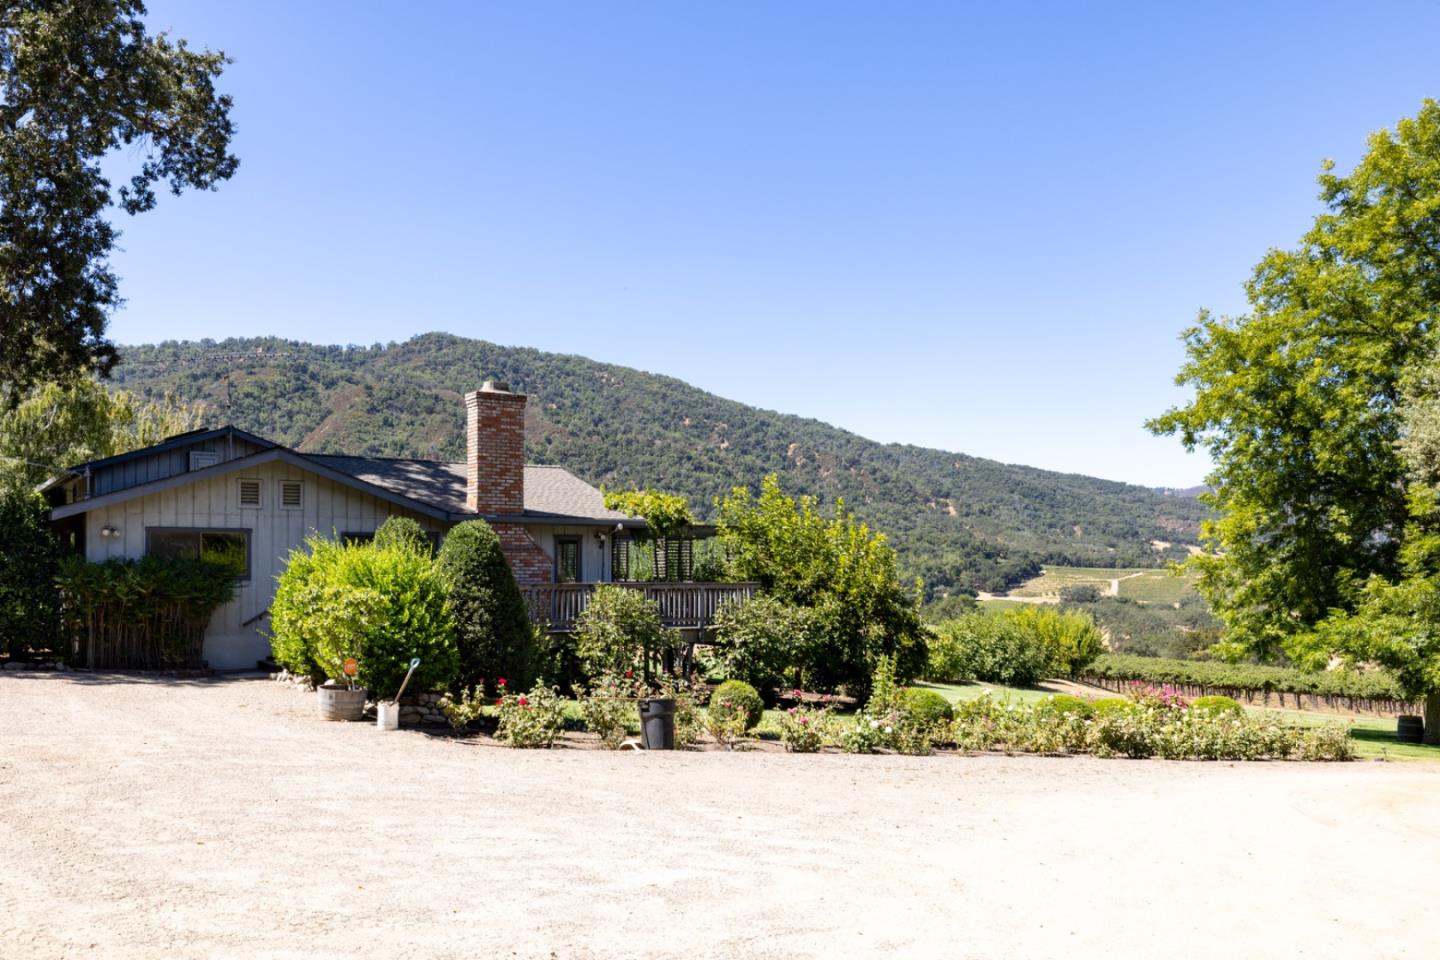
<box><xmin>189</xmin><ymin>450</ymin><xmax>221</xmax><ymax>471</ymax></box>
<box><xmin>279</xmin><ymin>480</ymin><xmax>303</xmax><ymax>509</ymax></box>
<box><xmin>237</xmin><ymin>478</ymin><xmax>262</xmax><ymax>508</ymax></box>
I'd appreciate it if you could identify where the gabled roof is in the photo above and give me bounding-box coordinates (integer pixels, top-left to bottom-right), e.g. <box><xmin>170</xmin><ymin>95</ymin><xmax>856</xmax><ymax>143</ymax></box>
<box><xmin>47</xmin><ymin>430</ymin><xmax>645</xmax><ymax>528</ymax></box>
<box><xmin>309</xmin><ymin>455</ymin><xmax>641</xmax><ymax>526</ymax></box>
<box><xmin>36</xmin><ymin>425</ymin><xmax>276</xmax><ymax>493</ymax></box>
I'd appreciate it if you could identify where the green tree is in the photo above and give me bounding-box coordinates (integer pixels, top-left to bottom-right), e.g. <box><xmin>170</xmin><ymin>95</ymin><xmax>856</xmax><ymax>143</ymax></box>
<box><xmin>0</xmin><ymin>378</ymin><xmax>204</xmax><ymax>492</ymax></box>
<box><xmin>0</xmin><ymin>488</ymin><xmax>61</xmax><ymax>658</ymax></box>
<box><xmin>1149</xmin><ymin>100</ymin><xmax>1440</xmax><ymax>660</ymax></box>
<box><xmin>0</xmin><ymin>1</ymin><xmax>238</xmax><ymax>400</ymax></box>
<box><xmin>434</xmin><ymin>519</ymin><xmax>536</xmax><ymax>692</ymax></box>
<box><xmin>573</xmin><ymin>584</ymin><xmax>671</xmax><ymax>681</ymax></box>
<box><xmin>715</xmin><ymin>474</ymin><xmax>925</xmax><ymax>694</ymax></box>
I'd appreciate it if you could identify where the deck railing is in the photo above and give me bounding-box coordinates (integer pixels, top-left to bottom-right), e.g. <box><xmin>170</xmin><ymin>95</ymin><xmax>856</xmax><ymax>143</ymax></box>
<box><xmin>521</xmin><ymin>581</ymin><xmax>759</xmax><ymax>631</ymax></box>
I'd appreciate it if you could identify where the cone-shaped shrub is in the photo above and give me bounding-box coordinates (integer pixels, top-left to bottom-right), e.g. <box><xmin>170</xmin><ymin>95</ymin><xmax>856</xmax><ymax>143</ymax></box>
<box><xmin>435</xmin><ymin>519</ymin><xmax>536</xmax><ymax>691</ymax></box>
<box><xmin>373</xmin><ymin>516</ymin><xmax>432</xmax><ymax>555</ymax></box>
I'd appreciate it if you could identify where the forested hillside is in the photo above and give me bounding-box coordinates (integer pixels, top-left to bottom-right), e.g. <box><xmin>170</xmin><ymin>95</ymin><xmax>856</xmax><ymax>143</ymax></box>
<box><xmin>111</xmin><ymin>334</ymin><xmax>1206</xmax><ymax>595</ymax></box>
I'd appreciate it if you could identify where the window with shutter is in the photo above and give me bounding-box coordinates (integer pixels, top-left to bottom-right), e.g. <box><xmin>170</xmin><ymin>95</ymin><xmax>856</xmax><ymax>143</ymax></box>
<box><xmin>237</xmin><ymin>478</ymin><xmax>262</xmax><ymax>508</ymax></box>
<box><xmin>555</xmin><ymin>537</ymin><xmax>581</xmax><ymax>582</ymax></box>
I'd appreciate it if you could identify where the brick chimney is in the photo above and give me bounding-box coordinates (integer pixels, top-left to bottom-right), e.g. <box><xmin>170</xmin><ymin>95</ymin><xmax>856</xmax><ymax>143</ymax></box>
<box><xmin>465</xmin><ymin>381</ymin><xmax>526</xmax><ymax>515</ymax></box>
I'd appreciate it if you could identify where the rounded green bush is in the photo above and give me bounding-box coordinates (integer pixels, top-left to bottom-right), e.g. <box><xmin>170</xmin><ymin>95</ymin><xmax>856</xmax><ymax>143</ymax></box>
<box><xmin>900</xmin><ymin>687</ymin><xmax>954</xmax><ymax>726</ymax></box>
<box><xmin>1090</xmin><ymin>697</ymin><xmax>1133</xmax><ymax>718</ymax></box>
<box><xmin>373</xmin><ymin>516</ymin><xmax>433</xmax><ymax>555</ymax></box>
<box><xmin>1191</xmin><ymin>694</ymin><xmax>1244</xmax><ymax>716</ymax></box>
<box><xmin>710</xmin><ymin>679</ymin><xmax>764</xmax><ymax>731</ymax></box>
<box><xmin>435</xmin><ymin>519</ymin><xmax>537</xmax><ymax>692</ymax></box>
<box><xmin>1038</xmin><ymin>693</ymin><xmax>1094</xmax><ymax>719</ymax></box>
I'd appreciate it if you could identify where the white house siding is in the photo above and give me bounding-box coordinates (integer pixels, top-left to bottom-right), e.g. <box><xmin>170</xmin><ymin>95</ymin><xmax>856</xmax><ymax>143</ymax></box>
<box><xmin>83</xmin><ymin>460</ymin><xmax>446</xmax><ymax>670</ymax></box>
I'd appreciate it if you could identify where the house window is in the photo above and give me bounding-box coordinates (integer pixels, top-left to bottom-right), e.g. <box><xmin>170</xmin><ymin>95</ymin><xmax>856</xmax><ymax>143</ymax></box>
<box><xmin>189</xmin><ymin>450</ymin><xmax>221</xmax><ymax>471</ymax></box>
<box><xmin>237</xmin><ymin>478</ymin><xmax>262</xmax><ymax>508</ymax></box>
<box><xmin>147</xmin><ymin>528</ymin><xmax>251</xmax><ymax>580</ymax></box>
<box><xmin>555</xmin><ymin>537</ymin><xmax>581</xmax><ymax>583</ymax></box>
<box><xmin>279</xmin><ymin>480</ymin><xmax>304</xmax><ymax>509</ymax></box>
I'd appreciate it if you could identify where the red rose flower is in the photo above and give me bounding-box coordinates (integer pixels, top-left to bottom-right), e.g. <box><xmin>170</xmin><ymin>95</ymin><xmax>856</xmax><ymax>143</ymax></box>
<box><xmin>497</xmin><ymin>678</ymin><xmax>507</xmax><ymax>686</ymax></box>
<box><xmin>625</xmin><ymin>670</ymin><xmax>633</xmax><ymax>678</ymax></box>
<box><xmin>518</xmin><ymin>695</ymin><xmax>529</xmax><ymax>706</ymax></box>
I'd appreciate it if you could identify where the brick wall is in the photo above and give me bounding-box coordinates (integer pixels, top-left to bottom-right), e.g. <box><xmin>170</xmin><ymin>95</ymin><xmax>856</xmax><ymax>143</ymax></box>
<box><xmin>465</xmin><ymin>384</ymin><xmax>527</xmax><ymax>515</ymax></box>
<box><xmin>494</xmin><ymin>522</ymin><xmax>553</xmax><ymax>584</ymax></box>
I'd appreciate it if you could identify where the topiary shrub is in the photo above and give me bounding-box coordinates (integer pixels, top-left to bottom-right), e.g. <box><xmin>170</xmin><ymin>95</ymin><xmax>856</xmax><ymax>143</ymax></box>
<box><xmin>270</xmin><ymin>534</ymin><xmax>457</xmax><ymax>698</ymax></box>
<box><xmin>1191</xmin><ymin>694</ymin><xmax>1244</xmax><ymax>716</ymax></box>
<box><xmin>1038</xmin><ymin>693</ymin><xmax>1095</xmax><ymax>719</ymax></box>
<box><xmin>373</xmin><ymin>516</ymin><xmax>432</xmax><ymax>555</ymax></box>
<box><xmin>899</xmin><ymin>687</ymin><xmax>954</xmax><ymax>727</ymax></box>
<box><xmin>710</xmin><ymin>679</ymin><xmax>764</xmax><ymax>731</ymax></box>
<box><xmin>435</xmin><ymin>520</ymin><xmax>537</xmax><ymax>692</ymax></box>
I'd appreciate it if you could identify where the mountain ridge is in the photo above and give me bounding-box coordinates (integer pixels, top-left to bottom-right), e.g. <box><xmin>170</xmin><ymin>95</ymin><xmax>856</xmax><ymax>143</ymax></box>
<box><xmin>110</xmin><ymin>332</ymin><xmax>1207</xmax><ymax>595</ymax></box>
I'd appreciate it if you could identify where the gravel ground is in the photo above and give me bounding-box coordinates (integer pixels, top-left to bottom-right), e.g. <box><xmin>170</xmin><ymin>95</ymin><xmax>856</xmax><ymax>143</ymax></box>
<box><xmin>2</xmin><ymin>672</ymin><xmax>1439</xmax><ymax>960</ymax></box>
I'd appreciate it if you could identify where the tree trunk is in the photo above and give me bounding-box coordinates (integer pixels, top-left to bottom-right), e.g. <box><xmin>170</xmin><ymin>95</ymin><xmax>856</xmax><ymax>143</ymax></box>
<box><xmin>1425</xmin><ymin>692</ymin><xmax>1440</xmax><ymax>746</ymax></box>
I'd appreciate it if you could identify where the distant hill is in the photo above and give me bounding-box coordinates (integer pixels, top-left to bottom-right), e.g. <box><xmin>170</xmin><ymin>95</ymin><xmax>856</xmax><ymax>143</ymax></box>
<box><xmin>1153</xmin><ymin>485</ymin><xmax>1208</xmax><ymax>499</ymax></box>
<box><xmin>111</xmin><ymin>334</ymin><xmax>1207</xmax><ymax>595</ymax></box>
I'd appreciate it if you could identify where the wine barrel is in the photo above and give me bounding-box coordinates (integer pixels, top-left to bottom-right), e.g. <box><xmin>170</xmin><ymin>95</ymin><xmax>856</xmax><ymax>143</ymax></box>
<box><xmin>317</xmin><ymin>685</ymin><xmax>367</xmax><ymax>721</ymax></box>
<box><xmin>1397</xmin><ymin>715</ymin><xmax>1424</xmax><ymax>744</ymax></box>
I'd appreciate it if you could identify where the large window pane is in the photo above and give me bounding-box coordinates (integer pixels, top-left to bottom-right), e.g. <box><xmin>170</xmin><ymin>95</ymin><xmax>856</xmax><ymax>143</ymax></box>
<box><xmin>146</xmin><ymin>528</ymin><xmax>250</xmax><ymax>580</ymax></box>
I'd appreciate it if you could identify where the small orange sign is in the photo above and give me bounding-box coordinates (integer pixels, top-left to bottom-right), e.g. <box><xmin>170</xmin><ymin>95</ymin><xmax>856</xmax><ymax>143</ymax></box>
<box><xmin>342</xmin><ymin>657</ymin><xmax>358</xmax><ymax>677</ymax></box>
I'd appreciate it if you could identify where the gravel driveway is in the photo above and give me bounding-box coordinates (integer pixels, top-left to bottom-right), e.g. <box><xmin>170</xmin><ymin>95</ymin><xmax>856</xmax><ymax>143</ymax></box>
<box><xmin>2</xmin><ymin>672</ymin><xmax>1438</xmax><ymax>959</ymax></box>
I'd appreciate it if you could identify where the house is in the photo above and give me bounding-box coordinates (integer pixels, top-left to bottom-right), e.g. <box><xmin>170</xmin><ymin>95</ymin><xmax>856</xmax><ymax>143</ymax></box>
<box><xmin>43</xmin><ymin>381</ymin><xmax>753</xmax><ymax>669</ymax></box>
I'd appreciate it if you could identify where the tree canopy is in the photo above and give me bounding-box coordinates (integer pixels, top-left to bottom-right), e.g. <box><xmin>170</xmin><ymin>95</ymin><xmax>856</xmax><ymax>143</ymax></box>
<box><xmin>1150</xmin><ymin>99</ymin><xmax>1440</xmax><ymax>661</ymax></box>
<box><xmin>0</xmin><ymin>0</ymin><xmax>237</xmax><ymax>400</ymax></box>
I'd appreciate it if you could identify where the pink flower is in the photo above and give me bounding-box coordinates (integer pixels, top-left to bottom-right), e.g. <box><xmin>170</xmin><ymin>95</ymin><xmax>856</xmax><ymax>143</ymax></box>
<box><xmin>793</xmin><ymin>688</ymin><xmax>803</xmax><ymax>698</ymax></box>
<box><xmin>799</xmin><ymin>716</ymin><xmax>809</xmax><ymax>726</ymax></box>
<box><xmin>498</xmin><ymin>678</ymin><xmax>507</xmax><ymax>686</ymax></box>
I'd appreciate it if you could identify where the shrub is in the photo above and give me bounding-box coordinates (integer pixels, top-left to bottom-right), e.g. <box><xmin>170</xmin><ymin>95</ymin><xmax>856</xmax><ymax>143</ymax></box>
<box><xmin>1090</xmin><ymin>697</ymin><xmax>1132</xmax><ymax>718</ymax></box>
<box><xmin>706</xmin><ymin>699</ymin><xmax>751</xmax><ymax>748</ymax></box>
<box><xmin>658</xmin><ymin>674</ymin><xmax>709</xmax><ymax>749</ymax></box>
<box><xmin>0</xmin><ymin>490</ymin><xmax>62</xmax><ymax>660</ymax></box>
<box><xmin>1037</xmin><ymin>693</ymin><xmax>1095</xmax><ymax>720</ymax></box>
<box><xmin>1010</xmin><ymin>605</ymin><xmax>1105</xmax><ymax>676</ymax></box>
<box><xmin>928</xmin><ymin>612</ymin><xmax>1052</xmax><ymax>685</ymax></box>
<box><xmin>900</xmin><ymin>687</ymin><xmax>954</xmax><ymax>727</ymax></box>
<box><xmin>495</xmin><ymin>684</ymin><xmax>567</xmax><ymax>748</ymax></box>
<box><xmin>574</xmin><ymin>585</ymin><xmax>672</xmax><ymax>680</ymax></box>
<box><xmin>1298</xmin><ymin>724</ymin><xmax>1356</xmax><ymax>761</ymax></box>
<box><xmin>435</xmin><ymin>520</ymin><xmax>536</xmax><ymax>692</ymax></box>
<box><xmin>579</xmin><ymin>673</ymin><xmax>636</xmax><ymax>748</ymax></box>
<box><xmin>437</xmin><ymin>686</ymin><xmax>487</xmax><ymax>731</ymax></box>
<box><xmin>711</xmin><ymin>595</ymin><xmax>819</xmax><ymax>697</ymax></box>
<box><xmin>58</xmin><ymin>554</ymin><xmax>237</xmax><ymax>669</ymax></box>
<box><xmin>837</xmin><ymin>713</ymin><xmax>889</xmax><ymax>754</ymax></box>
<box><xmin>1191</xmin><ymin>695</ymin><xmax>1244</xmax><ymax>716</ymax></box>
<box><xmin>778</xmin><ymin>705</ymin><xmax>827</xmax><ymax>753</ymax></box>
<box><xmin>1090</xmin><ymin>707</ymin><xmax>1159</xmax><ymax>759</ymax></box>
<box><xmin>270</xmin><ymin>535</ymin><xmax>457</xmax><ymax>698</ymax></box>
<box><xmin>710</xmin><ymin>679</ymin><xmax>764</xmax><ymax>730</ymax></box>
<box><xmin>373</xmin><ymin>516</ymin><xmax>432</xmax><ymax>555</ymax></box>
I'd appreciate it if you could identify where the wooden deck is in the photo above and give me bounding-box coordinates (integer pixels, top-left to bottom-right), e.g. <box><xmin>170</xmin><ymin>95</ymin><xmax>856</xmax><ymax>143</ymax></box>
<box><xmin>521</xmin><ymin>581</ymin><xmax>759</xmax><ymax>630</ymax></box>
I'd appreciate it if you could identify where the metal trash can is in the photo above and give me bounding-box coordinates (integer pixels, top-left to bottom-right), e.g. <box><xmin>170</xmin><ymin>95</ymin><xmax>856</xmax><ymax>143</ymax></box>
<box><xmin>1398</xmin><ymin>715</ymin><xmax>1425</xmax><ymax>744</ymax></box>
<box><xmin>637</xmin><ymin>698</ymin><xmax>677</xmax><ymax>750</ymax></box>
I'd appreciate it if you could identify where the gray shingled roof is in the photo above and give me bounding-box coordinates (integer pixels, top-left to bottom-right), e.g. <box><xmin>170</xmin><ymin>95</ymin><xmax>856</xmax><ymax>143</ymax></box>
<box><xmin>305</xmin><ymin>455</ymin><xmax>636</xmax><ymax>524</ymax></box>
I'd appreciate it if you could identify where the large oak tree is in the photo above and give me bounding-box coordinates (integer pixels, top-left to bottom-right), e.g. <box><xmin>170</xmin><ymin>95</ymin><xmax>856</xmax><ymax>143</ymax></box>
<box><xmin>0</xmin><ymin>1</ymin><xmax>237</xmax><ymax>402</ymax></box>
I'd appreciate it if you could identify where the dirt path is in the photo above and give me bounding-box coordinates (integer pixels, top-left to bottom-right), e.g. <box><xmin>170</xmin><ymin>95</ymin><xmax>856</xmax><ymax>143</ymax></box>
<box><xmin>2</xmin><ymin>673</ymin><xmax>1439</xmax><ymax>959</ymax></box>
<box><xmin>1109</xmin><ymin>571</ymin><xmax>1146</xmax><ymax>597</ymax></box>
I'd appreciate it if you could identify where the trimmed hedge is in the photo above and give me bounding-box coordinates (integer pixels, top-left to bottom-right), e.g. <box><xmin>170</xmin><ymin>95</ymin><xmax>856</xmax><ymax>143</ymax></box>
<box><xmin>710</xmin><ymin>679</ymin><xmax>764</xmax><ymax>731</ymax></box>
<box><xmin>1080</xmin><ymin>654</ymin><xmax>1407</xmax><ymax>701</ymax></box>
<box><xmin>1191</xmin><ymin>695</ymin><xmax>1244</xmax><ymax>716</ymax></box>
<box><xmin>900</xmin><ymin>687</ymin><xmax>954</xmax><ymax>726</ymax></box>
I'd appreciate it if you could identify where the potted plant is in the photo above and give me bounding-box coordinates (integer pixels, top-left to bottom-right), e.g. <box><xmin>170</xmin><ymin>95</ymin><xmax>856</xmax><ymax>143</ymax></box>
<box><xmin>317</xmin><ymin>656</ymin><xmax>366</xmax><ymax>721</ymax></box>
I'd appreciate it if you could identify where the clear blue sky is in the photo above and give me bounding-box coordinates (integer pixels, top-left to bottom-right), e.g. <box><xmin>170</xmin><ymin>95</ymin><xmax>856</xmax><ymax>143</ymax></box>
<box><xmin>106</xmin><ymin>1</ymin><xmax>1440</xmax><ymax>487</ymax></box>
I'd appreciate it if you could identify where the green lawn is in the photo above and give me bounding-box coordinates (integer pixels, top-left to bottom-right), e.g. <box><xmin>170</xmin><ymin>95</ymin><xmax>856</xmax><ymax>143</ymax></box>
<box><xmin>1246</xmin><ymin>706</ymin><xmax>1440</xmax><ymax>761</ymax></box>
<box><xmin>912</xmin><ymin>680</ymin><xmax>1069</xmax><ymax>707</ymax></box>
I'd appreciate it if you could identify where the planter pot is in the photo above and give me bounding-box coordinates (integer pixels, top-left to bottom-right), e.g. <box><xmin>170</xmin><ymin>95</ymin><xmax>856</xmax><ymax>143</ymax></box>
<box><xmin>1397</xmin><ymin>714</ymin><xmax>1425</xmax><ymax>744</ymax></box>
<box><xmin>376</xmin><ymin>701</ymin><xmax>401</xmax><ymax>731</ymax></box>
<box><xmin>317</xmin><ymin>685</ymin><xmax>367</xmax><ymax>721</ymax></box>
<box><xmin>638</xmin><ymin>697</ymin><xmax>677</xmax><ymax>750</ymax></box>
